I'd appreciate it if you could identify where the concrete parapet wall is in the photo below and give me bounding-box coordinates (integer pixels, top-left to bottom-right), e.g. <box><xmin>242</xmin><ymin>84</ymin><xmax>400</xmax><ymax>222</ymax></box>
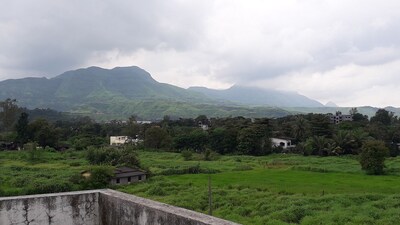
<box><xmin>0</xmin><ymin>190</ymin><xmax>99</xmax><ymax>225</ymax></box>
<box><xmin>99</xmin><ymin>189</ymin><xmax>240</xmax><ymax>225</ymax></box>
<box><xmin>0</xmin><ymin>189</ymin><xmax>241</xmax><ymax>225</ymax></box>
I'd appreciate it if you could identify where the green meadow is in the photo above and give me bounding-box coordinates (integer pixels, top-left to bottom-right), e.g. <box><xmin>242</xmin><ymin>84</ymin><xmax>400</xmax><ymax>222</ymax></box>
<box><xmin>1</xmin><ymin>150</ymin><xmax>400</xmax><ymax>224</ymax></box>
<box><xmin>119</xmin><ymin>151</ymin><xmax>400</xmax><ymax>225</ymax></box>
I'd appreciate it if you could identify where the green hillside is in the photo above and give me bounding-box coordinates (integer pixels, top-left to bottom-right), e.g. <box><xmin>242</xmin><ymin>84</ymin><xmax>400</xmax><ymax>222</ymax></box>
<box><xmin>0</xmin><ymin>66</ymin><xmax>292</xmax><ymax>119</ymax></box>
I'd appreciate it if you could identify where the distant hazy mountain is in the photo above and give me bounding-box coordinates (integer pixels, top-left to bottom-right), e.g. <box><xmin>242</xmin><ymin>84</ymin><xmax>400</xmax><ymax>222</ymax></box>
<box><xmin>282</xmin><ymin>106</ymin><xmax>400</xmax><ymax>118</ymax></box>
<box><xmin>0</xmin><ymin>66</ymin><xmax>291</xmax><ymax>119</ymax></box>
<box><xmin>188</xmin><ymin>85</ymin><xmax>324</xmax><ymax>107</ymax></box>
<box><xmin>325</xmin><ymin>101</ymin><xmax>338</xmax><ymax>107</ymax></box>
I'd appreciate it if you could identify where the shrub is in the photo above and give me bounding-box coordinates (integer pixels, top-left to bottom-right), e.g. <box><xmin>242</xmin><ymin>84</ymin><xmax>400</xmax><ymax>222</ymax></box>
<box><xmin>69</xmin><ymin>162</ymin><xmax>81</xmax><ymax>167</ymax></box>
<box><xmin>85</xmin><ymin>166</ymin><xmax>114</xmax><ymax>189</ymax></box>
<box><xmin>24</xmin><ymin>142</ymin><xmax>45</xmax><ymax>163</ymax></box>
<box><xmin>86</xmin><ymin>146</ymin><xmax>140</xmax><ymax>167</ymax></box>
<box><xmin>27</xmin><ymin>181</ymin><xmax>73</xmax><ymax>194</ymax></box>
<box><xmin>232</xmin><ymin>165</ymin><xmax>253</xmax><ymax>171</ymax></box>
<box><xmin>159</xmin><ymin>164</ymin><xmax>219</xmax><ymax>175</ymax></box>
<box><xmin>360</xmin><ymin>140</ymin><xmax>389</xmax><ymax>175</ymax></box>
<box><xmin>181</xmin><ymin>150</ymin><xmax>193</xmax><ymax>161</ymax></box>
<box><xmin>204</xmin><ymin>148</ymin><xmax>212</xmax><ymax>161</ymax></box>
<box><xmin>146</xmin><ymin>184</ymin><xmax>166</xmax><ymax>196</ymax></box>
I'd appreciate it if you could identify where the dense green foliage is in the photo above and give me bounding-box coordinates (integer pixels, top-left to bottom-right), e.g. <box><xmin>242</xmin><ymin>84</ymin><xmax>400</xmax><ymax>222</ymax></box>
<box><xmin>3</xmin><ymin>99</ymin><xmax>400</xmax><ymax>224</ymax></box>
<box><xmin>360</xmin><ymin>140</ymin><xmax>389</xmax><ymax>175</ymax></box>
<box><xmin>86</xmin><ymin>146</ymin><xmax>140</xmax><ymax>167</ymax></box>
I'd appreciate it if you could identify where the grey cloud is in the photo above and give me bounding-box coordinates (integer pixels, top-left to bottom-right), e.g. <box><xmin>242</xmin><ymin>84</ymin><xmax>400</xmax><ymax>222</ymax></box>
<box><xmin>2</xmin><ymin>0</ymin><xmax>400</xmax><ymax>107</ymax></box>
<box><xmin>0</xmin><ymin>0</ymin><xmax>211</xmax><ymax>76</ymax></box>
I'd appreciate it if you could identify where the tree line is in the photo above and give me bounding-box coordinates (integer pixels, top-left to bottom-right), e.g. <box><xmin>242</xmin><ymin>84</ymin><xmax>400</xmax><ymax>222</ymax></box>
<box><xmin>0</xmin><ymin>99</ymin><xmax>396</xmax><ymax>174</ymax></box>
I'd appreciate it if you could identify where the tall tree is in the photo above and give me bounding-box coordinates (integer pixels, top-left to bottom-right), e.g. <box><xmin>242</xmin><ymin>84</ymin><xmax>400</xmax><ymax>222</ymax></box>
<box><xmin>144</xmin><ymin>126</ymin><xmax>171</xmax><ymax>149</ymax></box>
<box><xmin>311</xmin><ymin>136</ymin><xmax>330</xmax><ymax>156</ymax></box>
<box><xmin>309</xmin><ymin>114</ymin><xmax>333</xmax><ymax>137</ymax></box>
<box><xmin>360</xmin><ymin>140</ymin><xmax>389</xmax><ymax>175</ymax></box>
<box><xmin>349</xmin><ymin>107</ymin><xmax>358</xmax><ymax>115</ymax></box>
<box><xmin>0</xmin><ymin>99</ymin><xmax>21</xmax><ymax>131</ymax></box>
<box><xmin>237</xmin><ymin>124</ymin><xmax>272</xmax><ymax>156</ymax></box>
<box><xmin>370</xmin><ymin>109</ymin><xmax>392</xmax><ymax>125</ymax></box>
<box><xmin>209</xmin><ymin>127</ymin><xmax>238</xmax><ymax>154</ymax></box>
<box><xmin>333</xmin><ymin>130</ymin><xmax>352</xmax><ymax>154</ymax></box>
<box><xmin>292</xmin><ymin>116</ymin><xmax>310</xmax><ymax>141</ymax></box>
<box><xmin>15</xmin><ymin>112</ymin><xmax>29</xmax><ymax>146</ymax></box>
<box><xmin>28</xmin><ymin>119</ymin><xmax>59</xmax><ymax>148</ymax></box>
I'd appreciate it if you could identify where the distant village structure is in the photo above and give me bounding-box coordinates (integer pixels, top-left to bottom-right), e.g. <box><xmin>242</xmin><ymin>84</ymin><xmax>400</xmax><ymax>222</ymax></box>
<box><xmin>110</xmin><ymin>136</ymin><xmax>131</xmax><ymax>146</ymax></box>
<box><xmin>80</xmin><ymin>167</ymin><xmax>146</xmax><ymax>185</ymax></box>
<box><xmin>198</xmin><ymin>121</ymin><xmax>209</xmax><ymax>131</ymax></box>
<box><xmin>327</xmin><ymin>111</ymin><xmax>353</xmax><ymax>124</ymax></box>
<box><xmin>110</xmin><ymin>136</ymin><xmax>143</xmax><ymax>146</ymax></box>
<box><xmin>110</xmin><ymin>167</ymin><xmax>146</xmax><ymax>185</ymax></box>
<box><xmin>271</xmin><ymin>138</ymin><xmax>296</xmax><ymax>149</ymax></box>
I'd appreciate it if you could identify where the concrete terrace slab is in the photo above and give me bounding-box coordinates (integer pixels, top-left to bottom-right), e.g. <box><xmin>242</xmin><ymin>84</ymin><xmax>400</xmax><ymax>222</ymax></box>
<box><xmin>0</xmin><ymin>189</ymin><xmax>241</xmax><ymax>225</ymax></box>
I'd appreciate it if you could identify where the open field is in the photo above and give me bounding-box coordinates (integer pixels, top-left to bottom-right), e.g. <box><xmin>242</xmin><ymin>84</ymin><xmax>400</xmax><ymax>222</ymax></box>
<box><xmin>119</xmin><ymin>151</ymin><xmax>400</xmax><ymax>225</ymax></box>
<box><xmin>0</xmin><ymin>150</ymin><xmax>89</xmax><ymax>196</ymax></box>
<box><xmin>1</xmin><ymin>150</ymin><xmax>400</xmax><ymax>224</ymax></box>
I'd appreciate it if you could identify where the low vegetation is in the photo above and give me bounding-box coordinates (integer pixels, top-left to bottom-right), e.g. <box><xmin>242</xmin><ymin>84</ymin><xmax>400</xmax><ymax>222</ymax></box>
<box><xmin>1</xmin><ymin>149</ymin><xmax>400</xmax><ymax>224</ymax></box>
<box><xmin>2</xmin><ymin>99</ymin><xmax>400</xmax><ymax>224</ymax></box>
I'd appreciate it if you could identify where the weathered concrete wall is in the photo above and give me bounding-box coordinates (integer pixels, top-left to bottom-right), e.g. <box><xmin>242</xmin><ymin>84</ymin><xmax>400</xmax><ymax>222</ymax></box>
<box><xmin>0</xmin><ymin>190</ymin><xmax>99</xmax><ymax>225</ymax></box>
<box><xmin>99</xmin><ymin>189</ymin><xmax>240</xmax><ymax>225</ymax></box>
<box><xmin>0</xmin><ymin>189</ymin><xmax>241</xmax><ymax>225</ymax></box>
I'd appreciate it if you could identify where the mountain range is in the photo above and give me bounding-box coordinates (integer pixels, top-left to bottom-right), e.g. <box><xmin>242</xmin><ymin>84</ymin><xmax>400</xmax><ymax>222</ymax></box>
<box><xmin>0</xmin><ymin>66</ymin><xmax>397</xmax><ymax>120</ymax></box>
<box><xmin>188</xmin><ymin>86</ymin><xmax>323</xmax><ymax>107</ymax></box>
<box><xmin>0</xmin><ymin>66</ymin><xmax>295</xmax><ymax>119</ymax></box>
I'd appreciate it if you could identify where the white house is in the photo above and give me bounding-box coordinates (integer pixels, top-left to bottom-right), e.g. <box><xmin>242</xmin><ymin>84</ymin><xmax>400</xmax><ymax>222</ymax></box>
<box><xmin>110</xmin><ymin>136</ymin><xmax>131</xmax><ymax>146</ymax></box>
<box><xmin>271</xmin><ymin>138</ymin><xmax>295</xmax><ymax>149</ymax></box>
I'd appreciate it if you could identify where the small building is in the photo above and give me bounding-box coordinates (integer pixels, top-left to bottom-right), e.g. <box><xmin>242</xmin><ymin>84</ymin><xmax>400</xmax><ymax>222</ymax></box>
<box><xmin>110</xmin><ymin>167</ymin><xmax>147</xmax><ymax>185</ymax></box>
<box><xmin>327</xmin><ymin>111</ymin><xmax>353</xmax><ymax>124</ymax></box>
<box><xmin>271</xmin><ymin>138</ymin><xmax>295</xmax><ymax>149</ymax></box>
<box><xmin>110</xmin><ymin>136</ymin><xmax>131</xmax><ymax>146</ymax></box>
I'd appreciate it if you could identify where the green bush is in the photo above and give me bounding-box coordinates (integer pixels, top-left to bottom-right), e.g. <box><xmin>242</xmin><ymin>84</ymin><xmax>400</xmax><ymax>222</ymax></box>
<box><xmin>159</xmin><ymin>164</ymin><xmax>220</xmax><ymax>175</ymax></box>
<box><xmin>27</xmin><ymin>181</ymin><xmax>73</xmax><ymax>194</ymax></box>
<box><xmin>181</xmin><ymin>150</ymin><xmax>193</xmax><ymax>161</ymax></box>
<box><xmin>360</xmin><ymin>140</ymin><xmax>389</xmax><ymax>175</ymax></box>
<box><xmin>86</xmin><ymin>146</ymin><xmax>140</xmax><ymax>167</ymax></box>
<box><xmin>24</xmin><ymin>142</ymin><xmax>45</xmax><ymax>163</ymax></box>
<box><xmin>146</xmin><ymin>184</ymin><xmax>166</xmax><ymax>196</ymax></box>
<box><xmin>69</xmin><ymin>162</ymin><xmax>81</xmax><ymax>167</ymax></box>
<box><xmin>85</xmin><ymin>166</ymin><xmax>114</xmax><ymax>189</ymax></box>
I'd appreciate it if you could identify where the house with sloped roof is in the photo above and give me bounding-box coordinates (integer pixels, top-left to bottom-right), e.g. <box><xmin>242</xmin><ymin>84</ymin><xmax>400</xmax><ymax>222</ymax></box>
<box><xmin>110</xmin><ymin>167</ymin><xmax>146</xmax><ymax>185</ymax></box>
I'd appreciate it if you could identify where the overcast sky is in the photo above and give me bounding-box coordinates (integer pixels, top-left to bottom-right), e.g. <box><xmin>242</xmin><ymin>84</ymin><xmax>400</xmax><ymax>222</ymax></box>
<box><xmin>1</xmin><ymin>0</ymin><xmax>400</xmax><ymax>107</ymax></box>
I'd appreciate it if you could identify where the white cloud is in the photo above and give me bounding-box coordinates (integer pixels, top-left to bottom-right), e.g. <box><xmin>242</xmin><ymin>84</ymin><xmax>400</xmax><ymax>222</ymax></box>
<box><xmin>253</xmin><ymin>60</ymin><xmax>400</xmax><ymax>107</ymax></box>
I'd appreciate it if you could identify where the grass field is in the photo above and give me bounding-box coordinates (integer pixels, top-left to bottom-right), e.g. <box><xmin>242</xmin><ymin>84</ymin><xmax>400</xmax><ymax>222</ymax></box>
<box><xmin>1</xmin><ymin>150</ymin><xmax>400</xmax><ymax>224</ymax></box>
<box><xmin>0</xmin><ymin>150</ymin><xmax>89</xmax><ymax>196</ymax></box>
<box><xmin>118</xmin><ymin>151</ymin><xmax>400</xmax><ymax>225</ymax></box>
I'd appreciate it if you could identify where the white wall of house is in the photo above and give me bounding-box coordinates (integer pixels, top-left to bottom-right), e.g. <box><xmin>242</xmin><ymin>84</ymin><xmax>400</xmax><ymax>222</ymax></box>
<box><xmin>271</xmin><ymin>138</ymin><xmax>295</xmax><ymax>149</ymax></box>
<box><xmin>110</xmin><ymin>136</ymin><xmax>130</xmax><ymax>146</ymax></box>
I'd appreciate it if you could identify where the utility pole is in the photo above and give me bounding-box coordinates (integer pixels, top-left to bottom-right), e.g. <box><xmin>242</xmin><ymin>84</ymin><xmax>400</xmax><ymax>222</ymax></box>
<box><xmin>208</xmin><ymin>174</ymin><xmax>212</xmax><ymax>216</ymax></box>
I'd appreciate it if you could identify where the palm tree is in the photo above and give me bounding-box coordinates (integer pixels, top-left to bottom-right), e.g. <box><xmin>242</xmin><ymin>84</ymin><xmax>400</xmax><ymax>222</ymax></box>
<box><xmin>312</xmin><ymin>136</ymin><xmax>329</xmax><ymax>156</ymax></box>
<box><xmin>333</xmin><ymin>130</ymin><xmax>351</xmax><ymax>154</ymax></box>
<box><xmin>350</xmin><ymin>129</ymin><xmax>369</xmax><ymax>154</ymax></box>
<box><xmin>292</xmin><ymin>116</ymin><xmax>310</xmax><ymax>141</ymax></box>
